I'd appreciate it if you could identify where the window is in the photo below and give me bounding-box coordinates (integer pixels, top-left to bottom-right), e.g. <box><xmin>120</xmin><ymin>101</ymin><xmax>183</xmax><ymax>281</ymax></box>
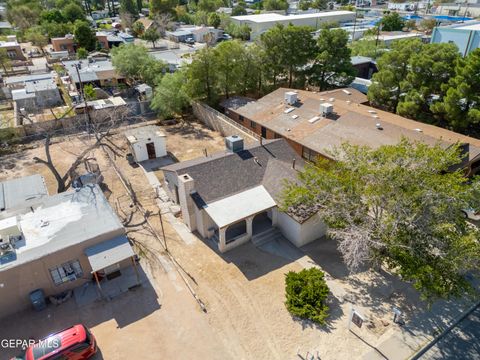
<box><xmin>239</xmin><ymin>115</ymin><xmax>244</xmax><ymax>122</ymax></box>
<box><xmin>250</xmin><ymin>120</ymin><xmax>256</xmax><ymax>129</ymax></box>
<box><xmin>302</xmin><ymin>147</ymin><xmax>320</xmax><ymax>162</ymax></box>
<box><xmin>50</xmin><ymin>260</ymin><xmax>83</xmax><ymax>286</ymax></box>
<box><xmin>274</xmin><ymin>133</ymin><xmax>282</xmax><ymax>139</ymax></box>
<box><xmin>6</xmin><ymin>50</ymin><xmax>16</xmax><ymax>59</ymax></box>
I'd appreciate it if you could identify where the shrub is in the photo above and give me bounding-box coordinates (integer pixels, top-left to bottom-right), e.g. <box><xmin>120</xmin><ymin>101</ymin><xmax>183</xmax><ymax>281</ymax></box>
<box><xmin>285</xmin><ymin>268</ymin><xmax>330</xmax><ymax>325</ymax></box>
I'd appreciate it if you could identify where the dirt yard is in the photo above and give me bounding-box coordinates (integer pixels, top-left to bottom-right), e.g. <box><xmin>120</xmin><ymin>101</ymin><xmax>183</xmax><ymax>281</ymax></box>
<box><xmin>0</xmin><ymin>120</ymin><xmax>446</xmax><ymax>360</ymax></box>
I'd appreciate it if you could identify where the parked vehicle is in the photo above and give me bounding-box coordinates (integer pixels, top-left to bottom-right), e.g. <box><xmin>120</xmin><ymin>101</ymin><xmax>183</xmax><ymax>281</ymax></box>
<box><xmin>462</xmin><ymin>208</ymin><xmax>480</xmax><ymax>221</ymax></box>
<box><xmin>12</xmin><ymin>324</ymin><xmax>97</xmax><ymax>360</ymax></box>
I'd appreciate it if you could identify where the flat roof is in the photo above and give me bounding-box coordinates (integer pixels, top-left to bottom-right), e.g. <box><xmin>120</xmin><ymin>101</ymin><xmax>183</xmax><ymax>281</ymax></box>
<box><xmin>229</xmin><ymin>87</ymin><xmax>480</xmax><ymax>162</ymax></box>
<box><xmin>203</xmin><ymin>185</ymin><xmax>276</xmax><ymax>228</ymax></box>
<box><xmin>62</xmin><ymin>59</ymin><xmax>120</xmax><ymax>83</ymax></box>
<box><xmin>4</xmin><ymin>73</ymin><xmax>54</xmax><ymax>86</ymax></box>
<box><xmin>452</xmin><ymin>22</ymin><xmax>480</xmax><ymax>31</ymax></box>
<box><xmin>232</xmin><ymin>11</ymin><xmax>354</xmax><ymax>23</ymax></box>
<box><xmin>125</xmin><ymin>125</ymin><xmax>166</xmax><ymax>143</ymax></box>
<box><xmin>0</xmin><ymin>185</ymin><xmax>124</xmax><ymax>271</ymax></box>
<box><xmin>0</xmin><ymin>175</ymin><xmax>48</xmax><ymax>211</ymax></box>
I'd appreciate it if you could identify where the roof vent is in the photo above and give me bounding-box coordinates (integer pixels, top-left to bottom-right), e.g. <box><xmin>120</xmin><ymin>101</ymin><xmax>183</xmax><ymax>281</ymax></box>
<box><xmin>284</xmin><ymin>107</ymin><xmax>295</xmax><ymax>114</ymax></box>
<box><xmin>284</xmin><ymin>91</ymin><xmax>298</xmax><ymax>105</ymax></box>
<box><xmin>225</xmin><ymin>135</ymin><xmax>244</xmax><ymax>153</ymax></box>
<box><xmin>328</xmin><ymin>98</ymin><xmax>335</xmax><ymax>102</ymax></box>
<box><xmin>414</xmin><ymin>128</ymin><xmax>423</xmax><ymax>132</ymax></box>
<box><xmin>376</xmin><ymin>123</ymin><xmax>383</xmax><ymax>130</ymax></box>
<box><xmin>319</xmin><ymin>102</ymin><xmax>333</xmax><ymax>116</ymax></box>
<box><xmin>342</xmin><ymin>89</ymin><xmax>352</xmax><ymax>95</ymax></box>
<box><xmin>368</xmin><ymin>110</ymin><xmax>377</xmax><ymax>114</ymax></box>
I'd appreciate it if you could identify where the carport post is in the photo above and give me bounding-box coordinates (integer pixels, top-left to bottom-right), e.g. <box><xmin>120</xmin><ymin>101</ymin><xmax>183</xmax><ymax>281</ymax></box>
<box><xmin>131</xmin><ymin>256</ymin><xmax>140</xmax><ymax>285</ymax></box>
<box><xmin>93</xmin><ymin>271</ymin><xmax>103</xmax><ymax>297</ymax></box>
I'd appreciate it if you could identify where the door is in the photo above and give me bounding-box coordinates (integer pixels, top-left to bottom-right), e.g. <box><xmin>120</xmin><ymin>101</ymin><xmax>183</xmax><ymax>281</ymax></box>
<box><xmin>146</xmin><ymin>142</ymin><xmax>156</xmax><ymax>159</ymax></box>
<box><xmin>261</xmin><ymin>126</ymin><xmax>267</xmax><ymax>138</ymax></box>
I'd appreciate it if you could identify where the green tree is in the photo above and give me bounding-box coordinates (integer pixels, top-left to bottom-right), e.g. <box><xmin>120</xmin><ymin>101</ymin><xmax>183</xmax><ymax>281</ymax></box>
<box><xmin>7</xmin><ymin>4</ymin><xmax>41</xmax><ymax>31</ymax></box>
<box><xmin>0</xmin><ymin>48</ymin><xmax>12</xmax><ymax>74</ymax></box>
<box><xmin>349</xmin><ymin>38</ymin><xmax>387</xmax><ymax>59</ymax></box>
<box><xmin>380</xmin><ymin>12</ymin><xmax>405</xmax><ymax>31</ymax></box>
<box><xmin>25</xmin><ymin>29</ymin><xmax>48</xmax><ymax>55</ymax></box>
<box><xmin>149</xmin><ymin>0</ymin><xmax>177</xmax><ymax>15</ymax></box>
<box><xmin>193</xmin><ymin>10</ymin><xmax>209</xmax><ymax>26</ymax></box>
<box><xmin>132</xmin><ymin>20</ymin><xmax>145</xmax><ymax>36</ymax></box>
<box><xmin>77</xmin><ymin>47</ymin><xmax>88</xmax><ymax>59</ymax></box>
<box><xmin>431</xmin><ymin>48</ymin><xmax>480</xmax><ymax>131</ymax></box>
<box><xmin>285</xmin><ymin>268</ymin><xmax>330</xmax><ymax>325</ymax></box>
<box><xmin>368</xmin><ymin>39</ymin><xmax>423</xmax><ymax>112</ymax></box>
<box><xmin>120</xmin><ymin>0</ymin><xmax>137</xmax><ymax>15</ymax></box>
<box><xmin>397</xmin><ymin>42</ymin><xmax>459</xmax><ymax>123</ymax></box>
<box><xmin>41</xmin><ymin>21</ymin><xmax>74</xmax><ymax>38</ymax></box>
<box><xmin>263</xmin><ymin>0</ymin><xmax>288</xmax><ymax>11</ymax></box>
<box><xmin>420</xmin><ymin>18</ymin><xmax>437</xmax><ymax>33</ymax></box>
<box><xmin>311</xmin><ymin>0</ymin><xmax>328</xmax><ymax>9</ymax></box>
<box><xmin>259</xmin><ymin>24</ymin><xmax>286</xmax><ymax>87</ymax></box>
<box><xmin>83</xmin><ymin>83</ymin><xmax>97</xmax><ymax>100</ymax></box>
<box><xmin>74</xmin><ymin>20</ymin><xmax>97</xmax><ymax>51</ymax></box>
<box><xmin>298</xmin><ymin>0</ymin><xmax>311</xmax><ymax>10</ymax></box>
<box><xmin>227</xmin><ymin>23</ymin><xmax>250</xmax><ymax>40</ymax></box>
<box><xmin>309</xmin><ymin>28</ymin><xmax>355</xmax><ymax>91</ymax></box>
<box><xmin>151</xmin><ymin>70</ymin><xmax>191</xmax><ymax>120</ymax></box>
<box><xmin>208</xmin><ymin>12</ymin><xmax>221</xmax><ymax>29</ymax></box>
<box><xmin>63</xmin><ymin>2</ymin><xmax>86</xmax><ymax>22</ymax></box>
<box><xmin>215</xmin><ymin>40</ymin><xmax>246</xmax><ymax>98</ymax></box>
<box><xmin>197</xmin><ymin>0</ymin><xmax>222</xmax><ymax>12</ymax></box>
<box><xmin>231</xmin><ymin>5</ymin><xmax>247</xmax><ymax>15</ymax></box>
<box><xmin>185</xmin><ymin>46</ymin><xmax>218</xmax><ymax>104</ymax></box>
<box><xmin>143</xmin><ymin>27</ymin><xmax>160</xmax><ymax>48</ymax></box>
<box><xmin>40</xmin><ymin>9</ymin><xmax>66</xmax><ymax>23</ymax></box>
<box><xmin>281</xmin><ymin>140</ymin><xmax>480</xmax><ymax>302</ymax></box>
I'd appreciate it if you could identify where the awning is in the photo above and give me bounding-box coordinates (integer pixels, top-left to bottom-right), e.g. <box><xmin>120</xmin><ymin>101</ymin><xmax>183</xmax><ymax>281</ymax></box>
<box><xmin>204</xmin><ymin>185</ymin><xmax>276</xmax><ymax>228</ymax></box>
<box><xmin>84</xmin><ymin>235</ymin><xmax>134</xmax><ymax>273</ymax></box>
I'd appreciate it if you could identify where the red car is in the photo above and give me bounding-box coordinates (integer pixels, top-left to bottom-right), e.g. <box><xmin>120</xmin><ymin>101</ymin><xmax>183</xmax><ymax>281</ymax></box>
<box><xmin>13</xmin><ymin>324</ymin><xmax>97</xmax><ymax>360</ymax></box>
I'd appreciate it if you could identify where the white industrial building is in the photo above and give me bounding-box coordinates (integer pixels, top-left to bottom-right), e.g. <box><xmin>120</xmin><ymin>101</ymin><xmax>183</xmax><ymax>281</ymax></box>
<box><xmin>125</xmin><ymin>125</ymin><xmax>167</xmax><ymax>163</ymax></box>
<box><xmin>231</xmin><ymin>11</ymin><xmax>355</xmax><ymax>39</ymax></box>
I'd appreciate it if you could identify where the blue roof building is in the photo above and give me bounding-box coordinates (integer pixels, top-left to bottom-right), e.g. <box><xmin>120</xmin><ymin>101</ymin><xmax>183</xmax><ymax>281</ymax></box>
<box><xmin>431</xmin><ymin>21</ymin><xmax>480</xmax><ymax>56</ymax></box>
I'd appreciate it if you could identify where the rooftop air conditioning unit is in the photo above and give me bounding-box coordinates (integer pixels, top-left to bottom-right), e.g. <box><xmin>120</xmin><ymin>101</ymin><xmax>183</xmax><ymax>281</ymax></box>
<box><xmin>319</xmin><ymin>102</ymin><xmax>333</xmax><ymax>116</ymax></box>
<box><xmin>284</xmin><ymin>91</ymin><xmax>298</xmax><ymax>105</ymax></box>
<box><xmin>225</xmin><ymin>135</ymin><xmax>244</xmax><ymax>153</ymax></box>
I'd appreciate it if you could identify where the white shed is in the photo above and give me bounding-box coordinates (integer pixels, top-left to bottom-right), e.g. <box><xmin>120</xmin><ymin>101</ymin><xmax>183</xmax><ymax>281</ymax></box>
<box><xmin>125</xmin><ymin>125</ymin><xmax>167</xmax><ymax>163</ymax></box>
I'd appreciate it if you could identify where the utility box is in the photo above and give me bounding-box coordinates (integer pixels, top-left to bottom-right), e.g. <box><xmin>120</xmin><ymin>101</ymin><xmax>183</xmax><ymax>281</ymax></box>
<box><xmin>30</xmin><ymin>289</ymin><xmax>47</xmax><ymax>312</ymax></box>
<box><xmin>284</xmin><ymin>91</ymin><xmax>298</xmax><ymax>105</ymax></box>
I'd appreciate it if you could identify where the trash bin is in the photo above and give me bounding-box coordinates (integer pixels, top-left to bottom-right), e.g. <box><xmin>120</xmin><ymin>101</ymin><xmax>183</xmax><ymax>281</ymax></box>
<box><xmin>29</xmin><ymin>289</ymin><xmax>46</xmax><ymax>311</ymax></box>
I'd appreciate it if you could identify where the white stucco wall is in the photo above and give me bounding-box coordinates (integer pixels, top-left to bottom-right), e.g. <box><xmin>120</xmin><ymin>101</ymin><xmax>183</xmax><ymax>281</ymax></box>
<box><xmin>130</xmin><ymin>136</ymin><xmax>166</xmax><ymax>162</ymax></box>
<box><xmin>277</xmin><ymin>211</ymin><xmax>327</xmax><ymax>247</ymax></box>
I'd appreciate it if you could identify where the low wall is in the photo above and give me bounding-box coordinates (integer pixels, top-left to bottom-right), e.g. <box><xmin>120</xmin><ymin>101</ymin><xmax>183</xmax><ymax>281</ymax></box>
<box><xmin>192</xmin><ymin>101</ymin><xmax>259</xmax><ymax>145</ymax></box>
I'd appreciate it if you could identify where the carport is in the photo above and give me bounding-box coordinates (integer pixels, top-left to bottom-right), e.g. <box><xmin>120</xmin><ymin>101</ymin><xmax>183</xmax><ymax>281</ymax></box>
<box><xmin>85</xmin><ymin>235</ymin><xmax>139</xmax><ymax>293</ymax></box>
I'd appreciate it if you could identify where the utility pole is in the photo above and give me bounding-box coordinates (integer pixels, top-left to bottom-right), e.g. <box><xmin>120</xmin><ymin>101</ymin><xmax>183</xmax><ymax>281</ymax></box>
<box><xmin>352</xmin><ymin>8</ymin><xmax>358</xmax><ymax>42</ymax></box>
<box><xmin>74</xmin><ymin>62</ymin><xmax>92</xmax><ymax>134</ymax></box>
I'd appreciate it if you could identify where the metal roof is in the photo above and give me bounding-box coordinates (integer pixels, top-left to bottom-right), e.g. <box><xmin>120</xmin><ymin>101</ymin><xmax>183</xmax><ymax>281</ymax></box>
<box><xmin>232</xmin><ymin>11</ymin><xmax>354</xmax><ymax>23</ymax></box>
<box><xmin>0</xmin><ymin>175</ymin><xmax>48</xmax><ymax>211</ymax></box>
<box><xmin>4</xmin><ymin>73</ymin><xmax>54</xmax><ymax>86</ymax></box>
<box><xmin>84</xmin><ymin>234</ymin><xmax>134</xmax><ymax>272</ymax></box>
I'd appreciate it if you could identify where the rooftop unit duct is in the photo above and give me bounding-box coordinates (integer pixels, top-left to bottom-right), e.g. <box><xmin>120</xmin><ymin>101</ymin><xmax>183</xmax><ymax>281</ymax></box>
<box><xmin>284</xmin><ymin>91</ymin><xmax>298</xmax><ymax>105</ymax></box>
<box><xmin>319</xmin><ymin>102</ymin><xmax>333</xmax><ymax>117</ymax></box>
<box><xmin>225</xmin><ymin>135</ymin><xmax>244</xmax><ymax>153</ymax></box>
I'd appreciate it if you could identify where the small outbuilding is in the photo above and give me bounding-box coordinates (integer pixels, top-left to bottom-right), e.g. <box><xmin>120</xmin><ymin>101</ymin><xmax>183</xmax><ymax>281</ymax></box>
<box><xmin>125</xmin><ymin>125</ymin><xmax>167</xmax><ymax>162</ymax></box>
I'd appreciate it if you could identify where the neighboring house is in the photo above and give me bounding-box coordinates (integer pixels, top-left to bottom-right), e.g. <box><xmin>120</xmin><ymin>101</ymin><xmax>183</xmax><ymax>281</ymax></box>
<box><xmin>167</xmin><ymin>26</ymin><xmax>223</xmax><ymax>43</ymax></box>
<box><xmin>125</xmin><ymin>125</ymin><xmax>167</xmax><ymax>162</ymax></box>
<box><xmin>434</xmin><ymin>3</ymin><xmax>480</xmax><ymax>18</ymax></box>
<box><xmin>0</xmin><ymin>174</ymin><xmax>48</xmax><ymax>212</ymax></box>
<box><xmin>351</xmin><ymin>56</ymin><xmax>377</xmax><ymax>80</ymax></box>
<box><xmin>431</xmin><ymin>20</ymin><xmax>480</xmax><ymax>56</ymax></box>
<box><xmin>0</xmin><ymin>40</ymin><xmax>25</xmax><ymax>61</ymax></box>
<box><xmin>375</xmin><ymin>32</ymin><xmax>427</xmax><ymax>46</ymax></box>
<box><xmin>150</xmin><ymin>48</ymin><xmax>194</xmax><ymax>72</ymax></box>
<box><xmin>161</xmin><ymin>137</ymin><xmax>327</xmax><ymax>253</ymax></box>
<box><xmin>231</xmin><ymin>11</ymin><xmax>355</xmax><ymax>39</ymax></box>
<box><xmin>74</xmin><ymin>96</ymin><xmax>126</xmax><ymax>114</ymax></box>
<box><xmin>4</xmin><ymin>73</ymin><xmax>62</xmax><ymax>112</ymax></box>
<box><xmin>62</xmin><ymin>58</ymin><xmax>125</xmax><ymax>90</ymax></box>
<box><xmin>0</xmin><ymin>176</ymin><xmax>137</xmax><ymax>319</ymax></box>
<box><xmin>221</xmin><ymin>87</ymin><xmax>480</xmax><ymax>175</ymax></box>
<box><xmin>136</xmin><ymin>17</ymin><xmax>155</xmax><ymax>32</ymax></box>
<box><xmin>51</xmin><ymin>34</ymin><xmax>76</xmax><ymax>54</ymax></box>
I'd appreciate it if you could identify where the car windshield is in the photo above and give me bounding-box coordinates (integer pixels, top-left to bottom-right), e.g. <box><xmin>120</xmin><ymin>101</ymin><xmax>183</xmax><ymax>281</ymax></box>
<box><xmin>32</xmin><ymin>336</ymin><xmax>62</xmax><ymax>360</ymax></box>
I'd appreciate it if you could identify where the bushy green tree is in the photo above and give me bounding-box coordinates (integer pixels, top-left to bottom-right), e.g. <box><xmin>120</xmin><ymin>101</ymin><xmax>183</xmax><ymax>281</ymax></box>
<box><xmin>197</xmin><ymin>0</ymin><xmax>222</xmax><ymax>12</ymax></box>
<box><xmin>263</xmin><ymin>0</ymin><xmax>288</xmax><ymax>11</ymax></box>
<box><xmin>380</xmin><ymin>12</ymin><xmax>405</xmax><ymax>31</ymax></box>
<box><xmin>120</xmin><ymin>0</ymin><xmax>138</xmax><ymax>16</ymax></box>
<box><xmin>83</xmin><ymin>83</ymin><xmax>96</xmax><ymax>100</ymax></box>
<box><xmin>311</xmin><ymin>0</ymin><xmax>328</xmax><ymax>9</ymax></box>
<box><xmin>215</xmin><ymin>40</ymin><xmax>246</xmax><ymax>98</ymax></box>
<box><xmin>397</xmin><ymin>43</ymin><xmax>459</xmax><ymax>123</ymax></box>
<box><xmin>208</xmin><ymin>12</ymin><xmax>221</xmax><ymax>29</ymax></box>
<box><xmin>77</xmin><ymin>47</ymin><xmax>88</xmax><ymax>59</ymax></box>
<box><xmin>74</xmin><ymin>20</ymin><xmax>97</xmax><ymax>51</ymax></box>
<box><xmin>143</xmin><ymin>27</ymin><xmax>160</xmax><ymax>47</ymax></box>
<box><xmin>25</xmin><ymin>28</ymin><xmax>48</xmax><ymax>55</ymax></box>
<box><xmin>309</xmin><ymin>28</ymin><xmax>355</xmax><ymax>90</ymax></box>
<box><xmin>40</xmin><ymin>9</ymin><xmax>66</xmax><ymax>23</ymax></box>
<box><xmin>431</xmin><ymin>48</ymin><xmax>480</xmax><ymax>131</ymax></box>
<box><xmin>63</xmin><ymin>2</ymin><xmax>86</xmax><ymax>22</ymax></box>
<box><xmin>132</xmin><ymin>20</ymin><xmax>145</xmax><ymax>36</ymax></box>
<box><xmin>368</xmin><ymin>38</ymin><xmax>422</xmax><ymax>112</ymax></box>
<box><xmin>0</xmin><ymin>48</ymin><xmax>12</xmax><ymax>74</ymax></box>
<box><xmin>231</xmin><ymin>4</ymin><xmax>247</xmax><ymax>15</ymax></box>
<box><xmin>149</xmin><ymin>0</ymin><xmax>177</xmax><ymax>15</ymax></box>
<box><xmin>349</xmin><ymin>38</ymin><xmax>387</xmax><ymax>59</ymax></box>
<box><xmin>151</xmin><ymin>70</ymin><xmax>191</xmax><ymax>119</ymax></box>
<box><xmin>285</xmin><ymin>268</ymin><xmax>330</xmax><ymax>325</ymax></box>
<box><xmin>282</xmin><ymin>139</ymin><xmax>480</xmax><ymax>302</ymax></box>
<box><xmin>185</xmin><ymin>46</ymin><xmax>218</xmax><ymax>104</ymax></box>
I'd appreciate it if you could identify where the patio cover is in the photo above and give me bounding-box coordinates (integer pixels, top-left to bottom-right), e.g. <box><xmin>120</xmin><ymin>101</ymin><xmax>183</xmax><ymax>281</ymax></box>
<box><xmin>204</xmin><ymin>185</ymin><xmax>276</xmax><ymax>228</ymax></box>
<box><xmin>84</xmin><ymin>235</ymin><xmax>134</xmax><ymax>273</ymax></box>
